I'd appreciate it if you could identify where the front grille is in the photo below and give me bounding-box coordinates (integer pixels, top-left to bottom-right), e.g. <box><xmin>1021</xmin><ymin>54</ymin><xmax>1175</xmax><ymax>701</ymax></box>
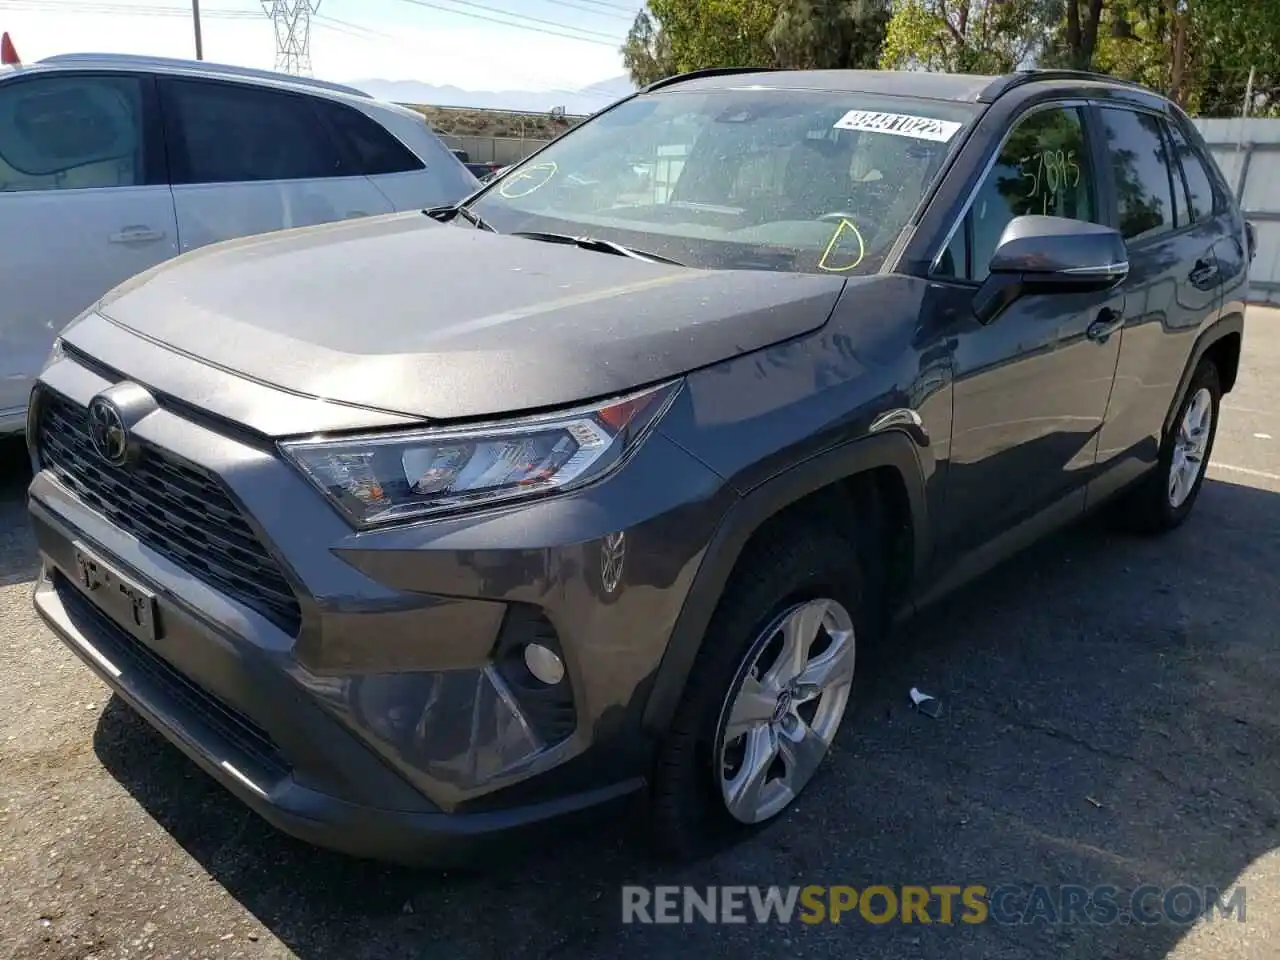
<box><xmin>36</xmin><ymin>389</ymin><xmax>302</xmax><ymax>635</ymax></box>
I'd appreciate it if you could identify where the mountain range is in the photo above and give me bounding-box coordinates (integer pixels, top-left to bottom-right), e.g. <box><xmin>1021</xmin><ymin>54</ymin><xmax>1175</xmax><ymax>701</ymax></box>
<box><xmin>348</xmin><ymin>75</ymin><xmax>635</xmax><ymax>115</ymax></box>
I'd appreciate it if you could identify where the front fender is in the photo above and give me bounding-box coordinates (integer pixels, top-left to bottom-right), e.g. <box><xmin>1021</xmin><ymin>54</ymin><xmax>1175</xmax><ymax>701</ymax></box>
<box><xmin>640</xmin><ymin>429</ymin><xmax>930</xmax><ymax>735</ymax></box>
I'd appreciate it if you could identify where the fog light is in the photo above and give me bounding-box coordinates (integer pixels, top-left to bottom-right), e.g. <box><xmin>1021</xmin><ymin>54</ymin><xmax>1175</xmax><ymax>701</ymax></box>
<box><xmin>523</xmin><ymin>643</ymin><xmax>565</xmax><ymax>685</ymax></box>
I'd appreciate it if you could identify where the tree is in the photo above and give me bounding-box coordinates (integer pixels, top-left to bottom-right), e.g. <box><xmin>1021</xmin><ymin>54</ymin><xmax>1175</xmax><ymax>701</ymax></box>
<box><xmin>621</xmin><ymin>8</ymin><xmax>676</xmax><ymax>87</ymax></box>
<box><xmin>642</xmin><ymin>0</ymin><xmax>780</xmax><ymax>76</ymax></box>
<box><xmin>1090</xmin><ymin>0</ymin><xmax>1280</xmax><ymax>115</ymax></box>
<box><xmin>879</xmin><ymin>0</ymin><xmax>1057</xmax><ymax>73</ymax></box>
<box><xmin>1061</xmin><ymin>0</ymin><xmax>1106</xmax><ymax>69</ymax></box>
<box><xmin>620</xmin><ymin>0</ymin><xmax>890</xmax><ymax>86</ymax></box>
<box><xmin>768</xmin><ymin>0</ymin><xmax>892</xmax><ymax>70</ymax></box>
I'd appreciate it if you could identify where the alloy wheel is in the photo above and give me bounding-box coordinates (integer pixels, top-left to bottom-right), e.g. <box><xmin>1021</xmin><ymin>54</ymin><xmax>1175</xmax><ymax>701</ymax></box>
<box><xmin>716</xmin><ymin>598</ymin><xmax>855</xmax><ymax>824</ymax></box>
<box><xmin>1169</xmin><ymin>386</ymin><xmax>1213</xmax><ymax>509</ymax></box>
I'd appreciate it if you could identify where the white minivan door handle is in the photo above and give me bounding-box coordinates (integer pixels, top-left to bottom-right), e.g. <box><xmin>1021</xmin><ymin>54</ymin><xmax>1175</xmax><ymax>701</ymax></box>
<box><xmin>109</xmin><ymin>226</ymin><xmax>165</xmax><ymax>244</ymax></box>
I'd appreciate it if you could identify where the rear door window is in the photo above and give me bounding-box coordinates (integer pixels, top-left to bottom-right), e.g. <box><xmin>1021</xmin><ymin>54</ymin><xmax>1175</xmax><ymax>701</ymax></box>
<box><xmin>162</xmin><ymin>78</ymin><xmax>346</xmax><ymax>184</ymax></box>
<box><xmin>1098</xmin><ymin>107</ymin><xmax>1179</xmax><ymax>242</ymax></box>
<box><xmin>0</xmin><ymin>74</ymin><xmax>148</xmax><ymax>191</ymax></box>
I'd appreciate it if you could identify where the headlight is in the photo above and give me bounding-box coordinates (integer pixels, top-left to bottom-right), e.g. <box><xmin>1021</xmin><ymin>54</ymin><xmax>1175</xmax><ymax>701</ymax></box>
<box><xmin>43</xmin><ymin>337</ymin><xmax>65</xmax><ymax>370</ymax></box>
<box><xmin>280</xmin><ymin>381</ymin><xmax>681</xmax><ymax>526</ymax></box>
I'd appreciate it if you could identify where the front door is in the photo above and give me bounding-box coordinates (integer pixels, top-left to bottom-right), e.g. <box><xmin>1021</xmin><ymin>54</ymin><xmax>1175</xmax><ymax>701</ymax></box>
<box><xmin>933</xmin><ymin>102</ymin><xmax>1124</xmax><ymax>561</ymax></box>
<box><xmin>0</xmin><ymin>72</ymin><xmax>177</xmax><ymax>425</ymax></box>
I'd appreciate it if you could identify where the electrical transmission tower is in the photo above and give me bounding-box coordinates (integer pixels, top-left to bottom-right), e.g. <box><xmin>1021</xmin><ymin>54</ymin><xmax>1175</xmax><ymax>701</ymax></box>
<box><xmin>262</xmin><ymin>1</ymin><xmax>320</xmax><ymax>76</ymax></box>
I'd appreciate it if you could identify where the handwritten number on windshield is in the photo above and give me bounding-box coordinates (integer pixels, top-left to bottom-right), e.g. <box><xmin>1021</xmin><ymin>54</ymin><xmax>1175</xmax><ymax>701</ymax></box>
<box><xmin>1020</xmin><ymin>150</ymin><xmax>1082</xmax><ymax>215</ymax></box>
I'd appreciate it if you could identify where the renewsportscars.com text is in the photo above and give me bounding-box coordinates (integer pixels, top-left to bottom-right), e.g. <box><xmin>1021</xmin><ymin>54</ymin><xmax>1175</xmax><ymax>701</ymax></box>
<box><xmin>621</xmin><ymin>884</ymin><xmax>1246</xmax><ymax>926</ymax></box>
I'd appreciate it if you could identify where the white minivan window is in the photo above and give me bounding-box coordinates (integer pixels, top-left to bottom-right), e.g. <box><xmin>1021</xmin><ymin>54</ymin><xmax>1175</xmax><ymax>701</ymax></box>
<box><xmin>164</xmin><ymin>79</ymin><xmax>345</xmax><ymax>184</ymax></box>
<box><xmin>0</xmin><ymin>75</ymin><xmax>146</xmax><ymax>191</ymax></box>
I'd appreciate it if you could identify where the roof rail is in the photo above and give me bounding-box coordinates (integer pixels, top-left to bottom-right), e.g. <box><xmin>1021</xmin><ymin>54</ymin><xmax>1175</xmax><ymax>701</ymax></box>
<box><xmin>642</xmin><ymin>66</ymin><xmax>775</xmax><ymax>94</ymax></box>
<box><xmin>977</xmin><ymin>69</ymin><xmax>1151</xmax><ymax>103</ymax></box>
<box><xmin>37</xmin><ymin>52</ymin><xmax>372</xmax><ymax>98</ymax></box>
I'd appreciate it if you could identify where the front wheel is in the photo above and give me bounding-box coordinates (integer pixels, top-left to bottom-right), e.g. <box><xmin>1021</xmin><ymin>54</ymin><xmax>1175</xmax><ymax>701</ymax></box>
<box><xmin>649</xmin><ymin>525</ymin><xmax>864</xmax><ymax>859</ymax></box>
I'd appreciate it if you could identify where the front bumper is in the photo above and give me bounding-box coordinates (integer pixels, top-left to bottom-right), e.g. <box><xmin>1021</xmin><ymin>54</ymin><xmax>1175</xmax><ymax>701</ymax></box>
<box><xmin>32</xmin><ymin>566</ymin><xmax>639</xmax><ymax>865</ymax></box>
<box><xmin>27</xmin><ymin>346</ymin><xmax>731</xmax><ymax>862</ymax></box>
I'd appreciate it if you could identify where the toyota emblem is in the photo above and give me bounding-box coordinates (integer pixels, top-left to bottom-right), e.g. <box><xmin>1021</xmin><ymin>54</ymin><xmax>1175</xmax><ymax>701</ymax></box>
<box><xmin>87</xmin><ymin>396</ymin><xmax>129</xmax><ymax>466</ymax></box>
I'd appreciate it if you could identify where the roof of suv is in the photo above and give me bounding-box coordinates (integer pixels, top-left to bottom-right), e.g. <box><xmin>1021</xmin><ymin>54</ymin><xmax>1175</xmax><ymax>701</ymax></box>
<box><xmin>643</xmin><ymin>67</ymin><xmax>1154</xmax><ymax>105</ymax></box>
<box><xmin>7</xmin><ymin>51</ymin><xmax>428</xmax><ymax>118</ymax></box>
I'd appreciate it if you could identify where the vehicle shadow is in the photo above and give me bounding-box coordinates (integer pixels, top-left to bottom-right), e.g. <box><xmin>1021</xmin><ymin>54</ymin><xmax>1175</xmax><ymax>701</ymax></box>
<box><xmin>0</xmin><ymin>435</ymin><xmax>38</xmax><ymax>587</ymax></box>
<box><xmin>90</xmin><ymin>475</ymin><xmax>1280</xmax><ymax>960</ymax></box>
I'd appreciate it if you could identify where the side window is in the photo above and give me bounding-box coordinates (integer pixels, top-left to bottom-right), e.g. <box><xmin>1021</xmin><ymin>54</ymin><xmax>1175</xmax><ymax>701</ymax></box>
<box><xmin>964</xmin><ymin>106</ymin><xmax>1098</xmax><ymax>280</ymax></box>
<box><xmin>0</xmin><ymin>74</ymin><xmax>146</xmax><ymax>192</ymax></box>
<box><xmin>1166</xmin><ymin>121</ymin><xmax>1216</xmax><ymax>223</ymax></box>
<box><xmin>317</xmin><ymin>101</ymin><xmax>424</xmax><ymax>176</ymax></box>
<box><xmin>1099</xmin><ymin>107</ymin><xmax>1177</xmax><ymax>242</ymax></box>
<box><xmin>164</xmin><ymin>80</ymin><xmax>345</xmax><ymax>185</ymax></box>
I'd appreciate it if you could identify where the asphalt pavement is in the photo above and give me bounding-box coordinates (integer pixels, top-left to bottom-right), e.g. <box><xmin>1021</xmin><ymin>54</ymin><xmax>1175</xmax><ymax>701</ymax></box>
<box><xmin>3</xmin><ymin>309</ymin><xmax>1280</xmax><ymax>960</ymax></box>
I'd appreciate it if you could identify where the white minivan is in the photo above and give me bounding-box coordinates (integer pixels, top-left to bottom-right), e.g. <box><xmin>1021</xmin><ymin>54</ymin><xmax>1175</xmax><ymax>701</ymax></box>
<box><xmin>0</xmin><ymin>51</ymin><xmax>478</xmax><ymax>434</ymax></box>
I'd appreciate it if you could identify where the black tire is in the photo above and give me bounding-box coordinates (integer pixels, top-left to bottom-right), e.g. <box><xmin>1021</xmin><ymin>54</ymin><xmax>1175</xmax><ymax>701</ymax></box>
<box><xmin>648</xmin><ymin>522</ymin><xmax>865</xmax><ymax>861</ymax></box>
<box><xmin>1117</xmin><ymin>359</ymin><xmax>1222</xmax><ymax>535</ymax></box>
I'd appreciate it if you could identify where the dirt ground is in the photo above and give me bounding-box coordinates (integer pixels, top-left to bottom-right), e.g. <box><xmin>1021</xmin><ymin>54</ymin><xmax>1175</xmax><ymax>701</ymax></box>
<box><xmin>407</xmin><ymin>104</ymin><xmax>579</xmax><ymax>139</ymax></box>
<box><xmin>3</xmin><ymin>309</ymin><xmax>1280</xmax><ymax>959</ymax></box>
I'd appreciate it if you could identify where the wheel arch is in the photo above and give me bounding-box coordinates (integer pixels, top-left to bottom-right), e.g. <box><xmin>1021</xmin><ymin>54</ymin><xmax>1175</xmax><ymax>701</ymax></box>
<box><xmin>1162</xmin><ymin>312</ymin><xmax>1244</xmax><ymax>441</ymax></box>
<box><xmin>640</xmin><ymin>430</ymin><xmax>930</xmax><ymax>736</ymax></box>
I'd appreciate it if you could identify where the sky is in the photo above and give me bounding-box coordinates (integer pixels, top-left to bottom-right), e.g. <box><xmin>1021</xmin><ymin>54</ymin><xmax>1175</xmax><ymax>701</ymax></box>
<box><xmin>0</xmin><ymin>0</ymin><xmax>644</xmax><ymax>93</ymax></box>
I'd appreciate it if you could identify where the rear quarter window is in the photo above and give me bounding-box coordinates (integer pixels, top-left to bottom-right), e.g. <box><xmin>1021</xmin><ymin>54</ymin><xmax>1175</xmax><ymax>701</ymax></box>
<box><xmin>1166</xmin><ymin>121</ymin><xmax>1218</xmax><ymax>222</ymax></box>
<box><xmin>317</xmin><ymin>100</ymin><xmax>425</xmax><ymax>176</ymax></box>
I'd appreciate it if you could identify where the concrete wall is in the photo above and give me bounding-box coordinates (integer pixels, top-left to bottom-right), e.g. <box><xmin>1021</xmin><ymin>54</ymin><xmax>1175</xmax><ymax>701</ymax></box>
<box><xmin>1192</xmin><ymin>118</ymin><xmax>1280</xmax><ymax>304</ymax></box>
<box><xmin>439</xmin><ymin>134</ymin><xmax>549</xmax><ymax>167</ymax></box>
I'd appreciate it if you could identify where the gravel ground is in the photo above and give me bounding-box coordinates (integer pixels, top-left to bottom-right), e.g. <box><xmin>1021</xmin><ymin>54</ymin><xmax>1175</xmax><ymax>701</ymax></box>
<box><xmin>3</xmin><ymin>309</ymin><xmax>1280</xmax><ymax>960</ymax></box>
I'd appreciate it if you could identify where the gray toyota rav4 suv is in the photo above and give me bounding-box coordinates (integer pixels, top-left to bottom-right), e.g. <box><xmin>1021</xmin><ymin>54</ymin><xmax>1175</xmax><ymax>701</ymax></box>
<box><xmin>28</xmin><ymin>67</ymin><xmax>1249</xmax><ymax>864</ymax></box>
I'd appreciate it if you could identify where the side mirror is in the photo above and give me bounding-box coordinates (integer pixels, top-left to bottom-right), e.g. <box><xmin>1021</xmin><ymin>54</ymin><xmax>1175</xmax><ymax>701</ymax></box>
<box><xmin>973</xmin><ymin>215</ymin><xmax>1128</xmax><ymax>324</ymax></box>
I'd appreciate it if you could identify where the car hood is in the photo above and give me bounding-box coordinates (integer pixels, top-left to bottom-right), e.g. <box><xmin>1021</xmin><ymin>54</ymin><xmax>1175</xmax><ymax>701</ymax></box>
<box><xmin>89</xmin><ymin>213</ymin><xmax>846</xmax><ymax>423</ymax></box>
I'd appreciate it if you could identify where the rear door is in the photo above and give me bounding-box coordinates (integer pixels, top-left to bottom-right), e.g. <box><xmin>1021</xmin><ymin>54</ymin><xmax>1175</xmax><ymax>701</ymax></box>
<box><xmin>0</xmin><ymin>70</ymin><xmax>177</xmax><ymax>424</ymax></box>
<box><xmin>158</xmin><ymin>77</ymin><xmax>394</xmax><ymax>254</ymax></box>
<box><xmin>1088</xmin><ymin>105</ymin><xmax>1227</xmax><ymax>504</ymax></box>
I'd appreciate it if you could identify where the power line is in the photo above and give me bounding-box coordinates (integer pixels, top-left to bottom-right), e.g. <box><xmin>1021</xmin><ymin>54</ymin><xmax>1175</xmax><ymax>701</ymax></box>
<box><xmin>0</xmin><ymin>0</ymin><xmax>626</xmax><ymax>101</ymax></box>
<box><xmin>538</xmin><ymin>0</ymin><xmax>635</xmax><ymax>21</ymax></box>
<box><xmin>262</xmin><ymin>0</ymin><xmax>319</xmax><ymax>76</ymax></box>
<box><xmin>547</xmin><ymin>0</ymin><xmax>637</xmax><ymax>11</ymax></box>
<box><xmin>0</xmin><ymin>0</ymin><xmax>257</xmax><ymax>18</ymax></box>
<box><xmin>394</xmin><ymin>0</ymin><xmax>622</xmax><ymax>47</ymax></box>
<box><xmin>312</xmin><ymin>12</ymin><xmax>619</xmax><ymax>105</ymax></box>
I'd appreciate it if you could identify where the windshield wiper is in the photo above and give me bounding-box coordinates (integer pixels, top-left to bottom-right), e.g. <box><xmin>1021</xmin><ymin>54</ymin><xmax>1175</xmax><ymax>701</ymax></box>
<box><xmin>423</xmin><ymin>202</ymin><xmax>495</xmax><ymax>232</ymax></box>
<box><xmin>510</xmin><ymin>231</ymin><xmax>684</xmax><ymax>266</ymax></box>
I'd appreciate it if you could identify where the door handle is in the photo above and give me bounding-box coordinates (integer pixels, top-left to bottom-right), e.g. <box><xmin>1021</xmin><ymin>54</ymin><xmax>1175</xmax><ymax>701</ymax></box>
<box><xmin>1086</xmin><ymin>308</ymin><xmax>1124</xmax><ymax>344</ymax></box>
<box><xmin>109</xmin><ymin>226</ymin><xmax>164</xmax><ymax>244</ymax></box>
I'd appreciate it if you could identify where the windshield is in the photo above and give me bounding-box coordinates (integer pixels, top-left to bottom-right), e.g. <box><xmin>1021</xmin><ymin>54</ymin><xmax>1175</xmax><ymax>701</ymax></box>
<box><xmin>469</xmin><ymin>90</ymin><xmax>977</xmax><ymax>276</ymax></box>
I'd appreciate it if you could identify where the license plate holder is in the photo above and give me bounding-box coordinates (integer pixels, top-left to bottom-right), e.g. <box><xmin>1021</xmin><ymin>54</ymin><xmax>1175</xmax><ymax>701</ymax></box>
<box><xmin>72</xmin><ymin>542</ymin><xmax>158</xmax><ymax>646</ymax></box>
